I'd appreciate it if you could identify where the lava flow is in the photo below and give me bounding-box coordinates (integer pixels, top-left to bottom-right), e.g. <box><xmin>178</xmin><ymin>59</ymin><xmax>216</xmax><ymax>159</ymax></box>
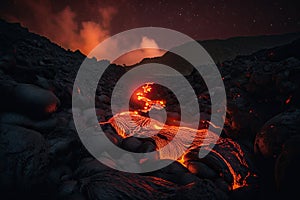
<box><xmin>131</xmin><ymin>82</ymin><xmax>166</xmax><ymax>113</ymax></box>
<box><xmin>210</xmin><ymin>138</ymin><xmax>252</xmax><ymax>190</ymax></box>
<box><xmin>100</xmin><ymin>82</ymin><xmax>255</xmax><ymax>190</ymax></box>
<box><xmin>105</xmin><ymin>111</ymin><xmax>254</xmax><ymax>190</ymax></box>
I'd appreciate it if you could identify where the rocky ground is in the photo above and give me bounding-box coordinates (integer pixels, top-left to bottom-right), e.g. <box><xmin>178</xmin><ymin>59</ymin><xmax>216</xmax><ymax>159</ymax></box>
<box><xmin>1</xmin><ymin>19</ymin><xmax>300</xmax><ymax>199</ymax></box>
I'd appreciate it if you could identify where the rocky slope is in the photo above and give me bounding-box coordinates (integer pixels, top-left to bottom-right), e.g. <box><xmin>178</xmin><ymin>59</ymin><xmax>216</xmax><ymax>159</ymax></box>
<box><xmin>132</xmin><ymin>31</ymin><xmax>300</xmax><ymax>75</ymax></box>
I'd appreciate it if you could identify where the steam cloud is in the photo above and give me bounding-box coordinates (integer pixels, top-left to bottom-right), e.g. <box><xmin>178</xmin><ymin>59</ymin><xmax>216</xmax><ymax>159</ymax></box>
<box><xmin>5</xmin><ymin>0</ymin><xmax>115</xmax><ymax>55</ymax></box>
<box><xmin>3</xmin><ymin>0</ymin><xmax>165</xmax><ymax>65</ymax></box>
<box><xmin>108</xmin><ymin>36</ymin><xmax>166</xmax><ymax>66</ymax></box>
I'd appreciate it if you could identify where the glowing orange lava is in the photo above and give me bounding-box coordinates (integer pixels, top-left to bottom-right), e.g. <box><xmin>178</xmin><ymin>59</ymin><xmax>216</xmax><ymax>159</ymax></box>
<box><xmin>134</xmin><ymin>82</ymin><xmax>166</xmax><ymax>113</ymax></box>
<box><xmin>45</xmin><ymin>103</ymin><xmax>57</xmax><ymax>113</ymax></box>
<box><xmin>177</xmin><ymin>154</ymin><xmax>187</xmax><ymax>168</ymax></box>
<box><xmin>99</xmin><ymin>83</ymin><xmax>255</xmax><ymax>191</ymax></box>
<box><xmin>106</xmin><ymin>111</ymin><xmax>254</xmax><ymax>190</ymax></box>
<box><xmin>210</xmin><ymin>148</ymin><xmax>246</xmax><ymax>190</ymax></box>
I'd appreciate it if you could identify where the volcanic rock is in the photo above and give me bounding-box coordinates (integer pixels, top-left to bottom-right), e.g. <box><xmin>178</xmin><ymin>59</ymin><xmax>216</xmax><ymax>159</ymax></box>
<box><xmin>1</xmin><ymin>83</ymin><xmax>60</xmax><ymax>119</ymax></box>
<box><xmin>187</xmin><ymin>161</ymin><xmax>218</xmax><ymax>179</ymax></box>
<box><xmin>274</xmin><ymin>135</ymin><xmax>300</xmax><ymax>198</ymax></box>
<box><xmin>58</xmin><ymin>159</ymin><xmax>221</xmax><ymax>200</ymax></box>
<box><xmin>254</xmin><ymin>109</ymin><xmax>300</xmax><ymax>158</ymax></box>
<box><xmin>0</xmin><ymin>112</ymin><xmax>57</xmax><ymax>133</ymax></box>
<box><xmin>122</xmin><ymin>136</ymin><xmax>143</xmax><ymax>152</ymax></box>
<box><xmin>137</xmin><ymin>140</ymin><xmax>156</xmax><ymax>153</ymax></box>
<box><xmin>146</xmin><ymin>160</ymin><xmax>190</xmax><ymax>185</ymax></box>
<box><xmin>0</xmin><ymin>124</ymin><xmax>49</xmax><ymax>197</ymax></box>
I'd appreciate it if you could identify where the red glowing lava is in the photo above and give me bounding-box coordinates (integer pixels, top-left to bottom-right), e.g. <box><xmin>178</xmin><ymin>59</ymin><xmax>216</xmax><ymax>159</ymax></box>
<box><xmin>45</xmin><ymin>103</ymin><xmax>57</xmax><ymax>113</ymax></box>
<box><xmin>132</xmin><ymin>82</ymin><xmax>166</xmax><ymax>113</ymax></box>
<box><xmin>106</xmin><ymin>111</ymin><xmax>255</xmax><ymax>190</ymax></box>
<box><xmin>100</xmin><ymin>82</ymin><xmax>255</xmax><ymax>190</ymax></box>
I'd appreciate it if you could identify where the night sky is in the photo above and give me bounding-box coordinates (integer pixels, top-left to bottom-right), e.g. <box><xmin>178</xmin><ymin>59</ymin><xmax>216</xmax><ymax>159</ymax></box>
<box><xmin>1</xmin><ymin>0</ymin><xmax>300</xmax><ymax>62</ymax></box>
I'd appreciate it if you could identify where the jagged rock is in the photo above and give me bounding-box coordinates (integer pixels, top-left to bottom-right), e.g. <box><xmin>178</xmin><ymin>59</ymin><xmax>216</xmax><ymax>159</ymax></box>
<box><xmin>0</xmin><ymin>112</ymin><xmax>57</xmax><ymax>133</ymax></box>
<box><xmin>187</xmin><ymin>161</ymin><xmax>218</xmax><ymax>179</ymax></box>
<box><xmin>172</xmin><ymin>179</ymin><xmax>227</xmax><ymax>200</ymax></box>
<box><xmin>1</xmin><ymin>83</ymin><xmax>60</xmax><ymax>119</ymax></box>
<box><xmin>35</xmin><ymin>75</ymin><xmax>52</xmax><ymax>90</ymax></box>
<box><xmin>122</xmin><ymin>136</ymin><xmax>143</xmax><ymax>152</ymax></box>
<box><xmin>254</xmin><ymin>109</ymin><xmax>300</xmax><ymax>158</ymax></box>
<box><xmin>58</xmin><ymin>159</ymin><xmax>220</xmax><ymax>200</ymax></box>
<box><xmin>146</xmin><ymin>161</ymin><xmax>190</xmax><ymax>185</ymax></box>
<box><xmin>48</xmin><ymin>137</ymin><xmax>80</xmax><ymax>165</ymax></box>
<box><xmin>58</xmin><ymin>159</ymin><xmax>177</xmax><ymax>200</ymax></box>
<box><xmin>0</xmin><ymin>124</ymin><xmax>49</xmax><ymax>197</ymax></box>
<box><xmin>97</xmin><ymin>94</ymin><xmax>111</xmax><ymax>104</ymax></box>
<box><xmin>215</xmin><ymin>178</ymin><xmax>231</xmax><ymax>193</ymax></box>
<box><xmin>48</xmin><ymin>165</ymin><xmax>73</xmax><ymax>187</ymax></box>
<box><xmin>137</xmin><ymin>140</ymin><xmax>156</xmax><ymax>153</ymax></box>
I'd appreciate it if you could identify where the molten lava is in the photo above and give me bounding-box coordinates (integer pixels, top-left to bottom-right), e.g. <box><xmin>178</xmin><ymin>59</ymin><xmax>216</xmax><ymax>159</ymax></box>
<box><xmin>104</xmin><ymin>111</ymin><xmax>255</xmax><ymax>190</ymax></box>
<box><xmin>99</xmin><ymin>82</ymin><xmax>255</xmax><ymax>190</ymax></box>
<box><xmin>133</xmin><ymin>82</ymin><xmax>166</xmax><ymax>113</ymax></box>
<box><xmin>45</xmin><ymin>103</ymin><xmax>57</xmax><ymax>113</ymax></box>
<box><xmin>210</xmin><ymin>139</ymin><xmax>250</xmax><ymax>190</ymax></box>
